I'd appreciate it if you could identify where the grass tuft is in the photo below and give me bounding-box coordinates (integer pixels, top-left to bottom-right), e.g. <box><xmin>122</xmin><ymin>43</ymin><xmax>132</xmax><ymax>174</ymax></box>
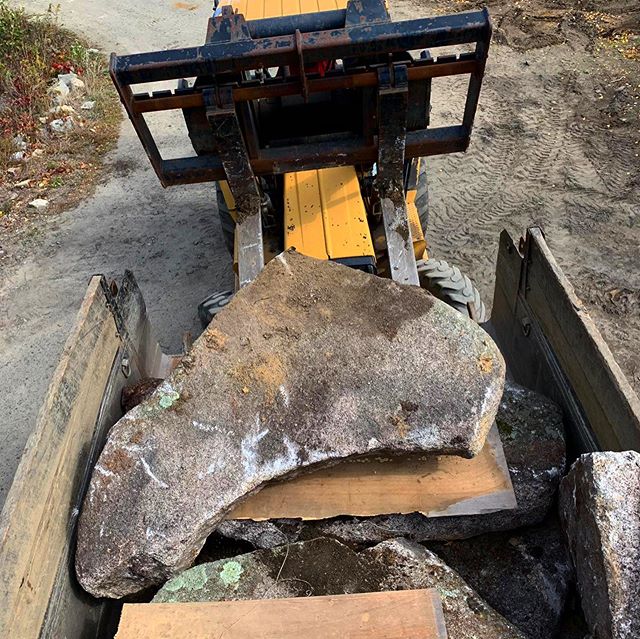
<box><xmin>0</xmin><ymin>1</ymin><xmax>121</xmax><ymax>251</ymax></box>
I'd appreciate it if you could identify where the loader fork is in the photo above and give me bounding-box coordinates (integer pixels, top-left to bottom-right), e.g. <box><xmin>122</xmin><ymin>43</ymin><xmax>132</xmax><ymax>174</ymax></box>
<box><xmin>109</xmin><ymin>0</ymin><xmax>491</xmax><ymax>289</ymax></box>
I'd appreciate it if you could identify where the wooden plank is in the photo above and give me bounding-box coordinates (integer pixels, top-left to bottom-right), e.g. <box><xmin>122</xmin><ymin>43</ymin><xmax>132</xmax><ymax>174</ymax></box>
<box><xmin>0</xmin><ymin>277</ymin><xmax>122</xmax><ymax>638</ymax></box>
<box><xmin>524</xmin><ymin>228</ymin><xmax>640</xmax><ymax>451</ymax></box>
<box><xmin>115</xmin><ymin>589</ymin><xmax>447</xmax><ymax>639</ymax></box>
<box><xmin>42</xmin><ymin>273</ymin><xmax>170</xmax><ymax>639</ymax></box>
<box><xmin>228</xmin><ymin>425</ymin><xmax>515</xmax><ymax>520</ymax></box>
<box><xmin>491</xmin><ymin>229</ymin><xmax>601</xmax><ymax>454</ymax></box>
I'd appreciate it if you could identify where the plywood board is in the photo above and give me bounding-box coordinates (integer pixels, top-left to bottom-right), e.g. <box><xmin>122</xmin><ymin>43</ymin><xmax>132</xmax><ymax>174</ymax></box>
<box><xmin>228</xmin><ymin>424</ymin><xmax>515</xmax><ymax>520</ymax></box>
<box><xmin>115</xmin><ymin>589</ymin><xmax>447</xmax><ymax>639</ymax></box>
<box><xmin>0</xmin><ymin>277</ymin><xmax>121</xmax><ymax>639</ymax></box>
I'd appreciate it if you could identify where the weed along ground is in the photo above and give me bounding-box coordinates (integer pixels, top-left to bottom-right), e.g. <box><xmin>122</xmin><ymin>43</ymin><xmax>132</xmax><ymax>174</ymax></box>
<box><xmin>0</xmin><ymin>1</ymin><xmax>120</xmax><ymax>256</ymax></box>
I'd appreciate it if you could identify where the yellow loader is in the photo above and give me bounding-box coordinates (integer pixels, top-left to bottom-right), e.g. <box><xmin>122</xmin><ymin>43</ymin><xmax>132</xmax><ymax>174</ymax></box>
<box><xmin>110</xmin><ymin>0</ymin><xmax>492</xmax><ymax>324</ymax></box>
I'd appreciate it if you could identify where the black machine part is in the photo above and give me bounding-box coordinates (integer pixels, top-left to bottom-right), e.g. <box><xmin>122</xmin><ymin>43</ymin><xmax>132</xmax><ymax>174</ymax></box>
<box><xmin>110</xmin><ymin>0</ymin><xmax>491</xmax><ymax>288</ymax></box>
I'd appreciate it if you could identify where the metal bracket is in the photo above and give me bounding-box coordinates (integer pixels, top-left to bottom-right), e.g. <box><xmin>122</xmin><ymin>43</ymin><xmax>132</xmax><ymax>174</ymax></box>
<box><xmin>294</xmin><ymin>29</ymin><xmax>310</xmax><ymax>102</ymax></box>
<box><xmin>206</xmin><ymin>5</ymin><xmax>251</xmax><ymax>44</ymax></box>
<box><xmin>204</xmin><ymin>87</ymin><xmax>264</xmax><ymax>288</ymax></box>
<box><xmin>376</xmin><ymin>64</ymin><xmax>419</xmax><ymax>286</ymax></box>
<box><xmin>345</xmin><ymin>0</ymin><xmax>390</xmax><ymax>26</ymax></box>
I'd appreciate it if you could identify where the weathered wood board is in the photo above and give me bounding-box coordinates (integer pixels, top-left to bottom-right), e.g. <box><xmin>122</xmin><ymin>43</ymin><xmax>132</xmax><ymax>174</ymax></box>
<box><xmin>0</xmin><ymin>273</ymin><xmax>170</xmax><ymax>639</ymax></box>
<box><xmin>228</xmin><ymin>424</ymin><xmax>515</xmax><ymax>520</ymax></box>
<box><xmin>115</xmin><ymin>589</ymin><xmax>448</xmax><ymax>639</ymax></box>
<box><xmin>0</xmin><ymin>277</ymin><xmax>120</xmax><ymax>639</ymax></box>
<box><xmin>491</xmin><ymin>227</ymin><xmax>640</xmax><ymax>453</ymax></box>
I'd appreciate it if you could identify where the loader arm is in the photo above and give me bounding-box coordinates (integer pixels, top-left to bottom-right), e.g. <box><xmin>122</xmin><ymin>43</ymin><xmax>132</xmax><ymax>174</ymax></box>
<box><xmin>110</xmin><ymin>0</ymin><xmax>491</xmax><ymax>288</ymax></box>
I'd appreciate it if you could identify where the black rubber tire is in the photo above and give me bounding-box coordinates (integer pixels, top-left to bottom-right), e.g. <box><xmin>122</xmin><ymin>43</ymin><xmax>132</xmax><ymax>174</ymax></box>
<box><xmin>216</xmin><ymin>185</ymin><xmax>236</xmax><ymax>256</ymax></box>
<box><xmin>198</xmin><ymin>289</ymin><xmax>233</xmax><ymax>328</ymax></box>
<box><xmin>415</xmin><ymin>158</ymin><xmax>429</xmax><ymax>233</ymax></box>
<box><xmin>417</xmin><ymin>258</ymin><xmax>487</xmax><ymax>322</ymax></box>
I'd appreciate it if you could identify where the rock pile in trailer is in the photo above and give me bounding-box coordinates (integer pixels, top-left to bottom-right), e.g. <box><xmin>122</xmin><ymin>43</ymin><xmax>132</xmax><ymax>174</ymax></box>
<box><xmin>153</xmin><ymin>537</ymin><xmax>528</xmax><ymax>639</ymax></box>
<box><xmin>76</xmin><ymin>251</ymin><xmax>506</xmax><ymax>598</ymax></box>
<box><xmin>218</xmin><ymin>380</ymin><xmax>566</xmax><ymax>548</ymax></box>
<box><xmin>75</xmin><ymin>249</ymin><xmax>640</xmax><ymax>637</ymax></box>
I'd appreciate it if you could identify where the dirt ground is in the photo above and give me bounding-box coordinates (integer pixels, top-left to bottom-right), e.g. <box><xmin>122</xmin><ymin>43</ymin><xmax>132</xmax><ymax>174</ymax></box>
<box><xmin>0</xmin><ymin>0</ymin><xmax>638</xmax><ymax>507</ymax></box>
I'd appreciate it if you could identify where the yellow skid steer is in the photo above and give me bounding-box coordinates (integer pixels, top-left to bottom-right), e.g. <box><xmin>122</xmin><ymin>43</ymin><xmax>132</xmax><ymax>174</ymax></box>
<box><xmin>110</xmin><ymin>0</ymin><xmax>492</xmax><ymax>323</ymax></box>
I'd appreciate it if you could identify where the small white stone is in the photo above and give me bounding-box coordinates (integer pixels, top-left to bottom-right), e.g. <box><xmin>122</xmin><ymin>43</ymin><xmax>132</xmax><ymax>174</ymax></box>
<box><xmin>10</xmin><ymin>151</ymin><xmax>25</xmax><ymax>162</ymax></box>
<box><xmin>57</xmin><ymin>72</ymin><xmax>76</xmax><ymax>85</ymax></box>
<box><xmin>49</xmin><ymin>80</ymin><xmax>70</xmax><ymax>104</ymax></box>
<box><xmin>49</xmin><ymin>118</ymin><xmax>74</xmax><ymax>134</ymax></box>
<box><xmin>12</xmin><ymin>135</ymin><xmax>27</xmax><ymax>150</ymax></box>
<box><xmin>14</xmin><ymin>179</ymin><xmax>31</xmax><ymax>188</ymax></box>
<box><xmin>28</xmin><ymin>199</ymin><xmax>49</xmax><ymax>210</ymax></box>
<box><xmin>58</xmin><ymin>72</ymin><xmax>85</xmax><ymax>91</ymax></box>
<box><xmin>81</xmin><ymin>100</ymin><xmax>96</xmax><ymax>110</ymax></box>
<box><xmin>49</xmin><ymin>104</ymin><xmax>77</xmax><ymax>116</ymax></box>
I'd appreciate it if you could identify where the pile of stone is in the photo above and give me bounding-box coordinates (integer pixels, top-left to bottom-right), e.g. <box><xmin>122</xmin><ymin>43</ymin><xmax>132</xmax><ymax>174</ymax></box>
<box><xmin>46</xmin><ymin>71</ymin><xmax>93</xmax><ymax>135</ymax></box>
<box><xmin>74</xmin><ymin>252</ymin><xmax>639</xmax><ymax>639</ymax></box>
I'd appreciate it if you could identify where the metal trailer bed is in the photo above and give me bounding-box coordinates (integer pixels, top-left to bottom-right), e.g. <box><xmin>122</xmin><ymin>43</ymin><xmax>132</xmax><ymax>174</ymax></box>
<box><xmin>1</xmin><ymin>228</ymin><xmax>639</xmax><ymax>638</ymax></box>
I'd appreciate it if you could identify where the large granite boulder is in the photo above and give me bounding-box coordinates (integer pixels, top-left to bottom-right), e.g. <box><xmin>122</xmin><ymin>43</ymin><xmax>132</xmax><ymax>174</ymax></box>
<box><xmin>559</xmin><ymin>451</ymin><xmax>640</xmax><ymax>639</ymax></box>
<box><xmin>76</xmin><ymin>251</ymin><xmax>505</xmax><ymax>598</ymax></box>
<box><xmin>154</xmin><ymin>537</ymin><xmax>527</xmax><ymax>639</ymax></box>
<box><xmin>218</xmin><ymin>380</ymin><xmax>565</xmax><ymax>546</ymax></box>
<box><xmin>431</xmin><ymin>519</ymin><xmax>574</xmax><ymax>639</ymax></box>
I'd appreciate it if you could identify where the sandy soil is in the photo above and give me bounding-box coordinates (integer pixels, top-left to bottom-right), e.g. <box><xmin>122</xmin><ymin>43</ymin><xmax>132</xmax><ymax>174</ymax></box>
<box><xmin>0</xmin><ymin>0</ymin><xmax>638</xmax><ymax>507</ymax></box>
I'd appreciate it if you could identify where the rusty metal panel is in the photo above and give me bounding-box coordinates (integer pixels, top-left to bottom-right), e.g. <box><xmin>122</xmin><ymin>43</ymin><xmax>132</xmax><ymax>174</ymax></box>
<box><xmin>491</xmin><ymin>228</ymin><xmax>640</xmax><ymax>454</ymax></box>
<box><xmin>110</xmin><ymin>6</ymin><xmax>492</xmax><ymax>188</ymax></box>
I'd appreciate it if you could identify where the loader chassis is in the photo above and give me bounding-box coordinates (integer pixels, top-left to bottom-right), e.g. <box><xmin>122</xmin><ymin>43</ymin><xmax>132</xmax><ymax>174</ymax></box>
<box><xmin>110</xmin><ymin>0</ymin><xmax>491</xmax><ymax>289</ymax></box>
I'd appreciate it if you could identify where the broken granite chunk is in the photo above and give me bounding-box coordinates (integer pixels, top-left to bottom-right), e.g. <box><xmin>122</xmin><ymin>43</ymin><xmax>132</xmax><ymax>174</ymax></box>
<box><xmin>153</xmin><ymin>538</ymin><xmax>383</xmax><ymax>603</ymax></box>
<box><xmin>559</xmin><ymin>451</ymin><xmax>640</xmax><ymax>639</ymax></box>
<box><xmin>76</xmin><ymin>251</ymin><xmax>505</xmax><ymax>598</ymax></box>
<box><xmin>366</xmin><ymin>539</ymin><xmax>527</xmax><ymax>639</ymax></box>
<box><xmin>430</xmin><ymin>519</ymin><xmax>574</xmax><ymax>639</ymax></box>
<box><xmin>154</xmin><ymin>537</ymin><xmax>526</xmax><ymax>639</ymax></box>
<box><xmin>218</xmin><ymin>380</ymin><xmax>565</xmax><ymax>547</ymax></box>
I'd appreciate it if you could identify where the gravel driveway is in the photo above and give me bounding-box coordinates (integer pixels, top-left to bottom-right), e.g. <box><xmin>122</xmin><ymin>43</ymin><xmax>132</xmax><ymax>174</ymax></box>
<box><xmin>1</xmin><ymin>0</ymin><xmax>638</xmax><ymax>508</ymax></box>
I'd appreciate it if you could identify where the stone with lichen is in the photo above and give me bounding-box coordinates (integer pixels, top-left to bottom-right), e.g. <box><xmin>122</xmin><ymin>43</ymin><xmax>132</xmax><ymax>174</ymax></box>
<box><xmin>76</xmin><ymin>250</ymin><xmax>505</xmax><ymax>598</ymax></box>
<box><xmin>153</xmin><ymin>537</ymin><xmax>526</xmax><ymax>639</ymax></box>
<box><xmin>560</xmin><ymin>451</ymin><xmax>640</xmax><ymax>639</ymax></box>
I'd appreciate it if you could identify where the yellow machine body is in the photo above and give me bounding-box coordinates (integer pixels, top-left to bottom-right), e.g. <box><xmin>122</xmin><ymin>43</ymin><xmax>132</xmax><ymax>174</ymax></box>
<box><xmin>219</xmin><ymin>0</ymin><xmax>348</xmax><ymax>19</ymax></box>
<box><xmin>219</xmin><ymin>0</ymin><xmax>427</xmax><ymax>268</ymax></box>
<box><xmin>283</xmin><ymin>167</ymin><xmax>374</xmax><ymax>260</ymax></box>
